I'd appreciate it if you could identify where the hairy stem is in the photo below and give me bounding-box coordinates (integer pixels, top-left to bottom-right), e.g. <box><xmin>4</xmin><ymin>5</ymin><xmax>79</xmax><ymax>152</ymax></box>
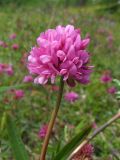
<box><xmin>40</xmin><ymin>77</ymin><xmax>64</xmax><ymax>160</ymax></box>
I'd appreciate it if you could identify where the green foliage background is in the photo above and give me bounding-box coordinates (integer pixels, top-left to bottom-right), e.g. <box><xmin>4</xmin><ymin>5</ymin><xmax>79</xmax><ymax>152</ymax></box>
<box><xmin>1</xmin><ymin>0</ymin><xmax>120</xmax><ymax>159</ymax></box>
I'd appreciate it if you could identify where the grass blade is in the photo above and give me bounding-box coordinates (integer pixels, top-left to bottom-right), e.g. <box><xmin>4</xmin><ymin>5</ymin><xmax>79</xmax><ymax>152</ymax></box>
<box><xmin>54</xmin><ymin>124</ymin><xmax>92</xmax><ymax>160</ymax></box>
<box><xmin>6</xmin><ymin>114</ymin><xmax>29</xmax><ymax>160</ymax></box>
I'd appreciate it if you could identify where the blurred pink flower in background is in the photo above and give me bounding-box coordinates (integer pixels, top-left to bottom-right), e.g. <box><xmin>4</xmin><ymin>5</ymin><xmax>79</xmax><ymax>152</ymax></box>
<box><xmin>71</xmin><ymin>143</ymin><xmax>94</xmax><ymax>160</ymax></box>
<box><xmin>0</xmin><ymin>63</ymin><xmax>5</xmax><ymax>74</ymax></box>
<box><xmin>0</xmin><ymin>63</ymin><xmax>13</xmax><ymax>76</ymax></box>
<box><xmin>14</xmin><ymin>90</ymin><xmax>24</xmax><ymax>100</ymax></box>
<box><xmin>9</xmin><ymin>33</ymin><xmax>16</xmax><ymax>40</ymax></box>
<box><xmin>27</xmin><ymin>25</ymin><xmax>93</xmax><ymax>87</ymax></box>
<box><xmin>0</xmin><ymin>41</ymin><xmax>8</xmax><ymax>48</ymax></box>
<box><xmin>0</xmin><ymin>40</ymin><xmax>4</xmax><ymax>46</ymax></box>
<box><xmin>23</xmin><ymin>75</ymin><xmax>33</xmax><ymax>83</ymax></box>
<box><xmin>79</xmin><ymin>144</ymin><xmax>94</xmax><ymax>158</ymax></box>
<box><xmin>107</xmin><ymin>33</ymin><xmax>113</xmax><ymax>49</ymax></box>
<box><xmin>51</xmin><ymin>85</ymin><xmax>59</xmax><ymax>91</ymax></box>
<box><xmin>107</xmin><ymin>86</ymin><xmax>117</xmax><ymax>94</ymax></box>
<box><xmin>100</xmin><ymin>71</ymin><xmax>112</xmax><ymax>84</ymax></box>
<box><xmin>4</xmin><ymin>65</ymin><xmax>14</xmax><ymax>76</ymax></box>
<box><xmin>64</xmin><ymin>91</ymin><xmax>79</xmax><ymax>103</ymax></box>
<box><xmin>12</xmin><ymin>43</ymin><xmax>19</xmax><ymax>50</ymax></box>
<box><xmin>38</xmin><ymin>124</ymin><xmax>48</xmax><ymax>139</ymax></box>
<box><xmin>2</xmin><ymin>42</ymin><xmax>8</xmax><ymax>48</ymax></box>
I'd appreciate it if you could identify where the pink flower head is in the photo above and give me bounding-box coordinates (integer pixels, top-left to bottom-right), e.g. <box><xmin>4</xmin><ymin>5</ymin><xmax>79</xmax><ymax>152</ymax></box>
<box><xmin>38</xmin><ymin>124</ymin><xmax>48</xmax><ymax>139</ymax></box>
<box><xmin>27</xmin><ymin>25</ymin><xmax>93</xmax><ymax>87</ymax></box>
<box><xmin>64</xmin><ymin>91</ymin><xmax>79</xmax><ymax>103</ymax></box>
<box><xmin>0</xmin><ymin>40</ymin><xmax>4</xmax><ymax>46</ymax></box>
<box><xmin>12</xmin><ymin>43</ymin><xmax>19</xmax><ymax>50</ymax></box>
<box><xmin>4</xmin><ymin>64</ymin><xmax>14</xmax><ymax>76</ymax></box>
<box><xmin>80</xmin><ymin>144</ymin><xmax>94</xmax><ymax>158</ymax></box>
<box><xmin>14</xmin><ymin>90</ymin><xmax>24</xmax><ymax>100</ymax></box>
<box><xmin>3</xmin><ymin>43</ymin><xmax>8</xmax><ymax>48</ymax></box>
<box><xmin>0</xmin><ymin>63</ymin><xmax>5</xmax><ymax>74</ymax></box>
<box><xmin>0</xmin><ymin>41</ymin><xmax>8</xmax><ymax>48</ymax></box>
<box><xmin>71</xmin><ymin>143</ymin><xmax>94</xmax><ymax>160</ymax></box>
<box><xmin>23</xmin><ymin>75</ymin><xmax>33</xmax><ymax>83</ymax></box>
<box><xmin>0</xmin><ymin>63</ymin><xmax>13</xmax><ymax>76</ymax></box>
<box><xmin>100</xmin><ymin>71</ymin><xmax>112</xmax><ymax>84</ymax></box>
<box><xmin>107</xmin><ymin>86</ymin><xmax>117</xmax><ymax>94</ymax></box>
<box><xmin>9</xmin><ymin>33</ymin><xmax>16</xmax><ymax>40</ymax></box>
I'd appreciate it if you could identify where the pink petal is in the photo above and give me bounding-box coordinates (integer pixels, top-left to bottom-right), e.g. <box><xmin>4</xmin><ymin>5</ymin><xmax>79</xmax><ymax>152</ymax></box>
<box><xmin>80</xmin><ymin>38</ymin><xmax>90</xmax><ymax>49</ymax></box>
<box><xmin>40</xmin><ymin>55</ymin><xmax>51</xmax><ymax>64</ymax></box>
<box><xmin>57</xmin><ymin>50</ymin><xmax>66</xmax><ymax>61</ymax></box>
<box><xmin>67</xmin><ymin>45</ymin><xmax>75</xmax><ymax>60</ymax></box>
<box><xmin>60</xmin><ymin>69</ymin><xmax>67</xmax><ymax>75</ymax></box>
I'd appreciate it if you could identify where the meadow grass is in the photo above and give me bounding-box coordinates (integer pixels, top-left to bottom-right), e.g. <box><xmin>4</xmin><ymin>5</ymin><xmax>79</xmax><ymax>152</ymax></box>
<box><xmin>0</xmin><ymin>1</ymin><xmax>120</xmax><ymax>159</ymax></box>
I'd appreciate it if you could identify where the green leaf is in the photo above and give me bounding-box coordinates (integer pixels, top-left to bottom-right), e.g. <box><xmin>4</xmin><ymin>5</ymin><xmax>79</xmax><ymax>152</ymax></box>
<box><xmin>54</xmin><ymin>124</ymin><xmax>92</xmax><ymax>160</ymax></box>
<box><xmin>6</xmin><ymin>114</ymin><xmax>29</xmax><ymax>160</ymax></box>
<box><xmin>116</xmin><ymin>96</ymin><xmax>120</xmax><ymax>99</ymax></box>
<box><xmin>75</xmin><ymin>119</ymin><xmax>89</xmax><ymax>134</ymax></box>
<box><xmin>0</xmin><ymin>112</ymin><xmax>7</xmax><ymax>133</ymax></box>
<box><xmin>116</xmin><ymin>91</ymin><xmax>120</xmax><ymax>95</ymax></box>
<box><xmin>113</xmin><ymin>79</ymin><xmax>120</xmax><ymax>88</ymax></box>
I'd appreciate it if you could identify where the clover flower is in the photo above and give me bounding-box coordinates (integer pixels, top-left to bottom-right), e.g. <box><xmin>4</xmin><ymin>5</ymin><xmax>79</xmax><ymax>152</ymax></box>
<box><xmin>71</xmin><ymin>143</ymin><xmax>94</xmax><ymax>160</ymax></box>
<box><xmin>38</xmin><ymin>124</ymin><xmax>48</xmax><ymax>139</ymax></box>
<box><xmin>27</xmin><ymin>25</ymin><xmax>93</xmax><ymax>87</ymax></box>
<box><xmin>107</xmin><ymin>86</ymin><xmax>117</xmax><ymax>94</ymax></box>
<box><xmin>23</xmin><ymin>75</ymin><xmax>33</xmax><ymax>83</ymax></box>
<box><xmin>0</xmin><ymin>41</ymin><xmax>8</xmax><ymax>48</ymax></box>
<box><xmin>0</xmin><ymin>63</ymin><xmax>13</xmax><ymax>76</ymax></box>
<box><xmin>4</xmin><ymin>64</ymin><xmax>14</xmax><ymax>76</ymax></box>
<box><xmin>9</xmin><ymin>33</ymin><xmax>16</xmax><ymax>40</ymax></box>
<box><xmin>14</xmin><ymin>90</ymin><xmax>24</xmax><ymax>100</ymax></box>
<box><xmin>0</xmin><ymin>40</ymin><xmax>4</xmax><ymax>46</ymax></box>
<box><xmin>12</xmin><ymin>43</ymin><xmax>19</xmax><ymax>50</ymax></box>
<box><xmin>0</xmin><ymin>63</ymin><xmax>5</xmax><ymax>74</ymax></box>
<box><xmin>100</xmin><ymin>71</ymin><xmax>112</xmax><ymax>84</ymax></box>
<box><xmin>64</xmin><ymin>91</ymin><xmax>79</xmax><ymax>103</ymax></box>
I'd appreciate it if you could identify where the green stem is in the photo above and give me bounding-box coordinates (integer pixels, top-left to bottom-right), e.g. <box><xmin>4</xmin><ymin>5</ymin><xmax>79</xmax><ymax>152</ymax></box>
<box><xmin>69</xmin><ymin>111</ymin><xmax>120</xmax><ymax>159</ymax></box>
<box><xmin>88</xmin><ymin>111</ymin><xmax>120</xmax><ymax>142</ymax></box>
<box><xmin>40</xmin><ymin>77</ymin><xmax>64</xmax><ymax>160</ymax></box>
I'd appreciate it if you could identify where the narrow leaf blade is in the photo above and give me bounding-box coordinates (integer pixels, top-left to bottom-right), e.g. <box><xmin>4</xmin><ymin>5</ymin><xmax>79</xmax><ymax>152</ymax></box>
<box><xmin>54</xmin><ymin>124</ymin><xmax>92</xmax><ymax>160</ymax></box>
<box><xmin>6</xmin><ymin>114</ymin><xmax>29</xmax><ymax>160</ymax></box>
